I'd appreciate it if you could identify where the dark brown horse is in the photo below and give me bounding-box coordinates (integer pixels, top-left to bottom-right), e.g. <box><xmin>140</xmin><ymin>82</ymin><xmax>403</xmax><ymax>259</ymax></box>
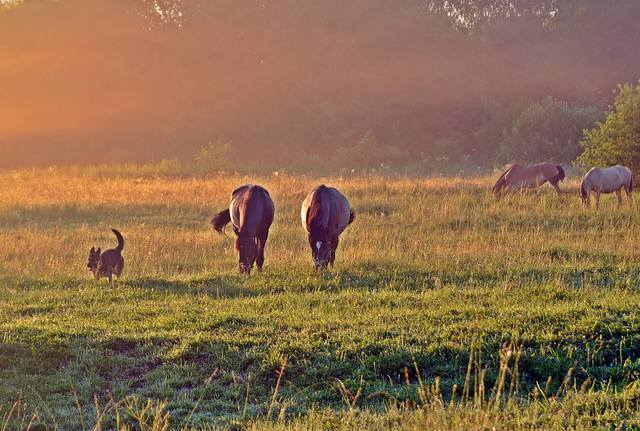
<box><xmin>211</xmin><ymin>184</ymin><xmax>275</xmax><ymax>274</ymax></box>
<box><xmin>301</xmin><ymin>185</ymin><xmax>355</xmax><ymax>270</ymax></box>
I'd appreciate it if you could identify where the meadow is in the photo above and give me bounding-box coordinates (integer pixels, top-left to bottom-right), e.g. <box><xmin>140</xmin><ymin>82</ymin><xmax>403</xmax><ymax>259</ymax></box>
<box><xmin>1</xmin><ymin>166</ymin><xmax>640</xmax><ymax>430</ymax></box>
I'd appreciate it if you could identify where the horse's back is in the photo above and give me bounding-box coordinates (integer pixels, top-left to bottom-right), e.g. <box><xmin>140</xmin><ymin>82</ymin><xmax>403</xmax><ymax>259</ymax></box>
<box><xmin>610</xmin><ymin>165</ymin><xmax>632</xmax><ymax>179</ymax></box>
<box><xmin>251</xmin><ymin>185</ymin><xmax>275</xmax><ymax>226</ymax></box>
<box><xmin>325</xmin><ymin>187</ymin><xmax>351</xmax><ymax>235</ymax></box>
<box><xmin>608</xmin><ymin>165</ymin><xmax>632</xmax><ymax>189</ymax></box>
<box><xmin>230</xmin><ymin>184</ymin><xmax>274</xmax><ymax>232</ymax></box>
<box><xmin>502</xmin><ymin>163</ymin><xmax>538</xmax><ymax>188</ymax></box>
<box><xmin>584</xmin><ymin>166</ymin><xmax>632</xmax><ymax>192</ymax></box>
<box><xmin>504</xmin><ymin>162</ymin><xmax>561</xmax><ymax>189</ymax></box>
<box><xmin>302</xmin><ymin>185</ymin><xmax>351</xmax><ymax>235</ymax></box>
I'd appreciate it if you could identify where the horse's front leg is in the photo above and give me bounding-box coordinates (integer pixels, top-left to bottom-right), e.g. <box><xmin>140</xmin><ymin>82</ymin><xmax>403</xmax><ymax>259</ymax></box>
<box><xmin>330</xmin><ymin>235</ymin><xmax>339</xmax><ymax>266</ymax></box>
<box><xmin>616</xmin><ymin>190</ymin><xmax>622</xmax><ymax>208</ymax></box>
<box><xmin>595</xmin><ymin>192</ymin><xmax>600</xmax><ymax>208</ymax></box>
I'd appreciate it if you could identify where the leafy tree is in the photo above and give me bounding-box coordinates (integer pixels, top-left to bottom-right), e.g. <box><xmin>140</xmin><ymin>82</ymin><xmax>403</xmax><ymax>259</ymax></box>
<box><xmin>579</xmin><ymin>81</ymin><xmax>640</xmax><ymax>171</ymax></box>
<box><xmin>0</xmin><ymin>0</ymin><xmax>22</xmax><ymax>9</ymax></box>
<box><xmin>499</xmin><ymin>97</ymin><xmax>602</xmax><ymax>163</ymax></box>
<box><xmin>469</xmin><ymin>99</ymin><xmax>527</xmax><ymax>161</ymax></box>
<box><xmin>426</xmin><ymin>0</ymin><xmax>638</xmax><ymax>32</ymax></box>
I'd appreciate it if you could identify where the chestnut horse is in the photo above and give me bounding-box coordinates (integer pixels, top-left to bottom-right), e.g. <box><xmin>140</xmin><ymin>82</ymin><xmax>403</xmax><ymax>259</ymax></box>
<box><xmin>580</xmin><ymin>165</ymin><xmax>633</xmax><ymax>208</ymax></box>
<box><xmin>301</xmin><ymin>185</ymin><xmax>355</xmax><ymax>270</ymax></box>
<box><xmin>211</xmin><ymin>184</ymin><xmax>275</xmax><ymax>274</ymax></box>
<box><xmin>492</xmin><ymin>162</ymin><xmax>565</xmax><ymax>196</ymax></box>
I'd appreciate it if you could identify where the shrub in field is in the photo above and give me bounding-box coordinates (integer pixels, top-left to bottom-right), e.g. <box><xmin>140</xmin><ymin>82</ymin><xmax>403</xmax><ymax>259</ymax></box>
<box><xmin>580</xmin><ymin>81</ymin><xmax>640</xmax><ymax>172</ymax></box>
<box><xmin>193</xmin><ymin>141</ymin><xmax>234</xmax><ymax>174</ymax></box>
<box><xmin>333</xmin><ymin>130</ymin><xmax>409</xmax><ymax>170</ymax></box>
<box><xmin>499</xmin><ymin>97</ymin><xmax>602</xmax><ymax>164</ymax></box>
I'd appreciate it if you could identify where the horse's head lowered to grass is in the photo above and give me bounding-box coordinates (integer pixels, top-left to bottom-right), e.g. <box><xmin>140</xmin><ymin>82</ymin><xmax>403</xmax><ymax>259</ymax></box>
<box><xmin>211</xmin><ymin>184</ymin><xmax>275</xmax><ymax>275</ymax></box>
<box><xmin>302</xmin><ymin>185</ymin><xmax>355</xmax><ymax>271</ymax></box>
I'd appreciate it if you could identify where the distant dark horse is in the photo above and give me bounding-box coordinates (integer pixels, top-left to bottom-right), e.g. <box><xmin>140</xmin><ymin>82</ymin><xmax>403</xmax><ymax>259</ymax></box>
<box><xmin>301</xmin><ymin>185</ymin><xmax>355</xmax><ymax>270</ymax></box>
<box><xmin>211</xmin><ymin>184</ymin><xmax>275</xmax><ymax>274</ymax></box>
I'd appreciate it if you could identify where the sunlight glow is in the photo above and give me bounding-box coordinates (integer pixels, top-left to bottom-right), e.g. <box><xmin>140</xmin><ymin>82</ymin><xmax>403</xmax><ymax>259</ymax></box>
<box><xmin>0</xmin><ymin>0</ymin><xmax>22</xmax><ymax>7</ymax></box>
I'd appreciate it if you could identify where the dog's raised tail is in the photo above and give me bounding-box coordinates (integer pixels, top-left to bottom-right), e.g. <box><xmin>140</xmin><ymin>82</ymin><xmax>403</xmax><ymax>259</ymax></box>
<box><xmin>112</xmin><ymin>228</ymin><xmax>124</xmax><ymax>252</ymax></box>
<box><xmin>211</xmin><ymin>209</ymin><xmax>231</xmax><ymax>233</ymax></box>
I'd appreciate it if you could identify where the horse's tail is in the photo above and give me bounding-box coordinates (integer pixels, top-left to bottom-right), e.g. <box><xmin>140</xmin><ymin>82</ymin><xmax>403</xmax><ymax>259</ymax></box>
<box><xmin>112</xmin><ymin>228</ymin><xmax>124</xmax><ymax>252</ymax></box>
<box><xmin>211</xmin><ymin>208</ymin><xmax>231</xmax><ymax>233</ymax></box>
<box><xmin>552</xmin><ymin>165</ymin><xmax>565</xmax><ymax>183</ymax></box>
<box><xmin>348</xmin><ymin>209</ymin><xmax>356</xmax><ymax>225</ymax></box>
<box><xmin>492</xmin><ymin>165</ymin><xmax>513</xmax><ymax>195</ymax></box>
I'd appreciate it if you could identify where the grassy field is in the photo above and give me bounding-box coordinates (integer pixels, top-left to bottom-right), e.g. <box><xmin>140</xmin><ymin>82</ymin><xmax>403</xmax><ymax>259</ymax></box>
<box><xmin>1</xmin><ymin>167</ymin><xmax>640</xmax><ymax>430</ymax></box>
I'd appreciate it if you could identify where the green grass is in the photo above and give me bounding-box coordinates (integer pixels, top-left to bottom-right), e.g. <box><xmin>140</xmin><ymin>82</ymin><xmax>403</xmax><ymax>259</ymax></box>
<box><xmin>1</xmin><ymin>169</ymin><xmax>639</xmax><ymax>429</ymax></box>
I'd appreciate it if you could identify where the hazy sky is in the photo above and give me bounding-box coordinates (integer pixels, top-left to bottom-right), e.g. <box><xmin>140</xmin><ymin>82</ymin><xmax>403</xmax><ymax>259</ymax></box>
<box><xmin>1</xmin><ymin>0</ymin><xmax>639</xmax><ymax>167</ymax></box>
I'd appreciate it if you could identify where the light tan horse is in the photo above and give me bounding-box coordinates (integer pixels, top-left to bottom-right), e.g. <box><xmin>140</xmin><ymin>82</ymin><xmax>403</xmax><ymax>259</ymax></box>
<box><xmin>580</xmin><ymin>165</ymin><xmax>633</xmax><ymax>208</ymax></box>
<box><xmin>492</xmin><ymin>162</ymin><xmax>565</xmax><ymax>196</ymax></box>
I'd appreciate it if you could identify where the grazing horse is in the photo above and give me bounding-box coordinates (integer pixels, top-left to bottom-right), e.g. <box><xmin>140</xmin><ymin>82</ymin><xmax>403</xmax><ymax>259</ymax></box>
<box><xmin>301</xmin><ymin>185</ymin><xmax>355</xmax><ymax>270</ymax></box>
<box><xmin>580</xmin><ymin>165</ymin><xmax>633</xmax><ymax>208</ymax></box>
<box><xmin>211</xmin><ymin>184</ymin><xmax>275</xmax><ymax>274</ymax></box>
<box><xmin>492</xmin><ymin>162</ymin><xmax>565</xmax><ymax>196</ymax></box>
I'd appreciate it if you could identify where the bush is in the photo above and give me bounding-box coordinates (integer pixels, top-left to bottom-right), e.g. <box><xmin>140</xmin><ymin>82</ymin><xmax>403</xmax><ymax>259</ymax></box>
<box><xmin>499</xmin><ymin>97</ymin><xmax>603</xmax><ymax>164</ymax></box>
<box><xmin>333</xmin><ymin>131</ymin><xmax>409</xmax><ymax>170</ymax></box>
<box><xmin>192</xmin><ymin>141</ymin><xmax>233</xmax><ymax>174</ymax></box>
<box><xmin>580</xmin><ymin>81</ymin><xmax>640</xmax><ymax>171</ymax></box>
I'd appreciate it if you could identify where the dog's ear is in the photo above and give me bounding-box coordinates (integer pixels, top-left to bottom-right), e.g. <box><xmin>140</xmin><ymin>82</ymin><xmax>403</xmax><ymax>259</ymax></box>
<box><xmin>97</xmin><ymin>247</ymin><xmax>101</xmax><ymax>254</ymax></box>
<box><xmin>90</xmin><ymin>246</ymin><xmax>95</xmax><ymax>253</ymax></box>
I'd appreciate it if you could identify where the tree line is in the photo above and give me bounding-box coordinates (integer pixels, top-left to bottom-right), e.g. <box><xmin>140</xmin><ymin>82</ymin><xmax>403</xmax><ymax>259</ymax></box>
<box><xmin>0</xmin><ymin>0</ymin><xmax>639</xmax><ymax>171</ymax></box>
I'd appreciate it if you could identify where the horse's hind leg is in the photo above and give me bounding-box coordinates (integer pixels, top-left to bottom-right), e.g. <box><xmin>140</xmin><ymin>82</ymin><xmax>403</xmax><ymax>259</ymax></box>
<box><xmin>256</xmin><ymin>231</ymin><xmax>269</xmax><ymax>271</ymax></box>
<box><xmin>625</xmin><ymin>185</ymin><xmax>633</xmax><ymax>205</ymax></box>
<box><xmin>550</xmin><ymin>180</ymin><xmax>561</xmax><ymax>195</ymax></box>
